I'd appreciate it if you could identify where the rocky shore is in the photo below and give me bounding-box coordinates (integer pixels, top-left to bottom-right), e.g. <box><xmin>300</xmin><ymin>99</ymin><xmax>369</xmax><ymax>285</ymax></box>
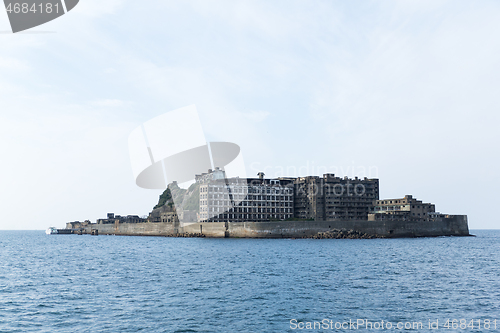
<box><xmin>164</xmin><ymin>233</ymin><xmax>206</xmax><ymax>238</ymax></box>
<box><xmin>304</xmin><ymin>229</ymin><xmax>382</xmax><ymax>239</ymax></box>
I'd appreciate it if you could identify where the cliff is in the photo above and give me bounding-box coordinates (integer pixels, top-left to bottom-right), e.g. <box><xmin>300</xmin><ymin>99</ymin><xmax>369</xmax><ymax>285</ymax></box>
<box><xmin>149</xmin><ymin>182</ymin><xmax>200</xmax><ymax>222</ymax></box>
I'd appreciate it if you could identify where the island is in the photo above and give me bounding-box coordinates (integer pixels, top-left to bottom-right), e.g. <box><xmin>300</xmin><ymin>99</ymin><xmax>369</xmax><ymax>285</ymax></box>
<box><xmin>59</xmin><ymin>168</ymin><xmax>470</xmax><ymax>238</ymax></box>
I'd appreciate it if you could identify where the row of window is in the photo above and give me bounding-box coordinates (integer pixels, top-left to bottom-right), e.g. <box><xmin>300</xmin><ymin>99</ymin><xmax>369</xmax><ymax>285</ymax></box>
<box><xmin>202</xmin><ymin>194</ymin><xmax>292</xmax><ymax>201</ymax></box>
<box><xmin>200</xmin><ymin>213</ymin><xmax>293</xmax><ymax>221</ymax></box>
<box><xmin>200</xmin><ymin>186</ymin><xmax>293</xmax><ymax>195</ymax></box>
<box><xmin>325</xmin><ymin>201</ymin><xmax>374</xmax><ymax>205</ymax></box>
<box><xmin>201</xmin><ymin>207</ymin><xmax>293</xmax><ymax>213</ymax></box>
<box><xmin>378</xmin><ymin>200</ymin><xmax>408</xmax><ymax>204</ymax></box>
<box><xmin>376</xmin><ymin>202</ymin><xmax>433</xmax><ymax>210</ymax></box>
<box><xmin>200</xmin><ymin>200</ymin><xmax>293</xmax><ymax>207</ymax></box>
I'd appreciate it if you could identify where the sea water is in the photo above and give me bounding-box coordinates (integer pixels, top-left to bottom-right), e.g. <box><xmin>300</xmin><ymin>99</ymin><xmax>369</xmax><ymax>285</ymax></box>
<box><xmin>0</xmin><ymin>230</ymin><xmax>499</xmax><ymax>332</ymax></box>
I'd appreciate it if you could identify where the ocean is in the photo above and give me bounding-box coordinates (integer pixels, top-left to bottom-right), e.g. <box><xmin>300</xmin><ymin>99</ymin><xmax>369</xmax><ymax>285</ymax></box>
<box><xmin>0</xmin><ymin>230</ymin><xmax>499</xmax><ymax>332</ymax></box>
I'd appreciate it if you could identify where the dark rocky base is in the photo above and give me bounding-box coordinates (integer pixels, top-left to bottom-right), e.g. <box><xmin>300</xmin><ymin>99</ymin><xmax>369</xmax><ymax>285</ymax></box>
<box><xmin>163</xmin><ymin>233</ymin><xmax>206</xmax><ymax>238</ymax></box>
<box><xmin>303</xmin><ymin>229</ymin><xmax>382</xmax><ymax>239</ymax></box>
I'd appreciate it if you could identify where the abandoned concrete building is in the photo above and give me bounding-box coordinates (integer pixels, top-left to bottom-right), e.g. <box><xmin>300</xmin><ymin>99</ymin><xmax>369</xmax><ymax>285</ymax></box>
<box><xmin>293</xmin><ymin>174</ymin><xmax>380</xmax><ymax>221</ymax></box>
<box><xmin>90</xmin><ymin>170</ymin><xmax>442</xmax><ymax>225</ymax></box>
<box><xmin>199</xmin><ymin>172</ymin><xmax>295</xmax><ymax>222</ymax></box>
<box><xmin>96</xmin><ymin>213</ymin><xmax>147</xmax><ymax>224</ymax></box>
<box><xmin>370</xmin><ymin>195</ymin><xmax>437</xmax><ymax>221</ymax></box>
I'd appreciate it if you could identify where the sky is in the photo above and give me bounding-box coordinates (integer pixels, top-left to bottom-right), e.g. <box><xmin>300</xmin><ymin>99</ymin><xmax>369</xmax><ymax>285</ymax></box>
<box><xmin>0</xmin><ymin>0</ymin><xmax>499</xmax><ymax>230</ymax></box>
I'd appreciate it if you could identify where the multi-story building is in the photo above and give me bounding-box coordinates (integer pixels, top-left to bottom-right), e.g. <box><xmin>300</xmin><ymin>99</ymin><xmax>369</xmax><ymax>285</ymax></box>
<box><xmin>371</xmin><ymin>195</ymin><xmax>435</xmax><ymax>221</ymax></box>
<box><xmin>195</xmin><ymin>167</ymin><xmax>226</xmax><ymax>183</ymax></box>
<box><xmin>199</xmin><ymin>172</ymin><xmax>295</xmax><ymax>222</ymax></box>
<box><xmin>97</xmin><ymin>213</ymin><xmax>147</xmax><ymax>224</ymax></box>
<box><xmin>197</xmin><ymin>171</ymin><xmax>379</xmax><ymax>222</ymax></box>
<box><xmin>294</xmin><ymin>174</ymin><xmax>379</xmax><ymax>220</ymax></box>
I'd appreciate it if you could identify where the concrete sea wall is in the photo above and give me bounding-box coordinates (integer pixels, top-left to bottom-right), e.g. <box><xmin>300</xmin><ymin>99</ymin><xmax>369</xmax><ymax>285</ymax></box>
<box><xmin>76</xmin><ymin>215</ymin><xmax>470</xmax><ymax>238</ymax></box>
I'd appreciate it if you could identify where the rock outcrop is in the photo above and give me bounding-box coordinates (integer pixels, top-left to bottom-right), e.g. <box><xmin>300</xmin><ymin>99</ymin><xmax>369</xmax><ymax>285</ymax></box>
<box><xmin>304</xmin><ymin>229</ymin><xmax>382</xmax><ymax>239</ymax></box>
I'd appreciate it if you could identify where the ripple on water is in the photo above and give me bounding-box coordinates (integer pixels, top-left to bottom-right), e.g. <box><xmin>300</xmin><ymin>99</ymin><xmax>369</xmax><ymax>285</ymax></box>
<box><xmin>0</xmin><ymin>230</ymin><xmax>499</xmax><ymax>332</ymax></box>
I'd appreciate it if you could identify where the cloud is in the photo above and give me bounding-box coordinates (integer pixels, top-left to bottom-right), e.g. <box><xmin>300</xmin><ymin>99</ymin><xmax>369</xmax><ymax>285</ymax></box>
<box><xmin>74</xmin><ymin>0</ymin><xmax>124</xmax><ymax>17</ymax></box>
<box><xmin>0</xmin><ymin>0</ymin><xmax>499</xmax><ymax>229</ymax></box>
<box><xmin>90</xmin><ymin>99</ymin><xmax>129</xmax><ymax>107</ymax></box>
<box><xmin>0</xmin><ymin>57</ymin><xmax>30</xmax><ymax>71</ymax></box>
<box><xmin>239</xmin><ymin>110</ymin><xmax>270</xmax><ymax>122</ymax></box>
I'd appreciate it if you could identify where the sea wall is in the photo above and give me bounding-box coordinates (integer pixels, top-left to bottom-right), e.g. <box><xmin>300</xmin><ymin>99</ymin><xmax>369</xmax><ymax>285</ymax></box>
<box><xmin>85</xmin><ymin>221</ymin><xmax>177</xmax><ymax>236</ymax></box>
<box><xmin>77</xmin><ymin>215</ymin><xmax>469</xmax><ymax>238</ymax></box>
<box><xmin>200</xmin><ymin>215</ymin><xmax>468</xmax><ymax>238</ymax></box>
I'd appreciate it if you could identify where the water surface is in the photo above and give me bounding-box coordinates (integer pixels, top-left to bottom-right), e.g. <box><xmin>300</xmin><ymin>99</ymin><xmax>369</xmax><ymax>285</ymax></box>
<box><xmin>0</xmin><ymin>230</ymin><xmax>498</xmax><ymax>332</ymax></box>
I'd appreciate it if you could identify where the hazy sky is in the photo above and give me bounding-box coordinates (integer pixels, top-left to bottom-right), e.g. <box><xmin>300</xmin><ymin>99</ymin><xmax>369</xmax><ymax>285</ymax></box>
<box><xmin>1</xmin><ymin>0</ymin><xmax>499</xmax><ymax>230</ymax></box>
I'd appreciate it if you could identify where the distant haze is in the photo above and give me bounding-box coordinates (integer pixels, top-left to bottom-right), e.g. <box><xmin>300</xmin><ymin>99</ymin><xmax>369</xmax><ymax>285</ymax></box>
<box><xmin>0</xmin><ymin>0</ymin><xmax>498</xmax><ymax>230</ymax></box>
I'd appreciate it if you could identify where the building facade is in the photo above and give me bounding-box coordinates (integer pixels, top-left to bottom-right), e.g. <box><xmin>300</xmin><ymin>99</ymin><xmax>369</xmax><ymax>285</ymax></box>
<box><xmin>371</xmin><ymin>195</ymin><xmax>436</xmax><ymax>221</ymax></box>
<box><xmin>294</xmin><ymin>174</ymin><xmax>380</xmax><ymax>221</ymax></box>
<box><xmin>97</xmin><ymin>213</ymin><xmax>147</xmax><ymax>224</ymax></box>
<box><xmin>195</xmin><ymin>167</ymin><xmax>226</xmax><ymax>183</ymax></box>
<box><xmin>197</xmin><ymin>171</ymin><xmax>379</xmax><ymax>222</ymax></box>
<box><xmin>199</xmin><ymin>176</ymin><xmax>295</xmax><ymax>222</ymax></box>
